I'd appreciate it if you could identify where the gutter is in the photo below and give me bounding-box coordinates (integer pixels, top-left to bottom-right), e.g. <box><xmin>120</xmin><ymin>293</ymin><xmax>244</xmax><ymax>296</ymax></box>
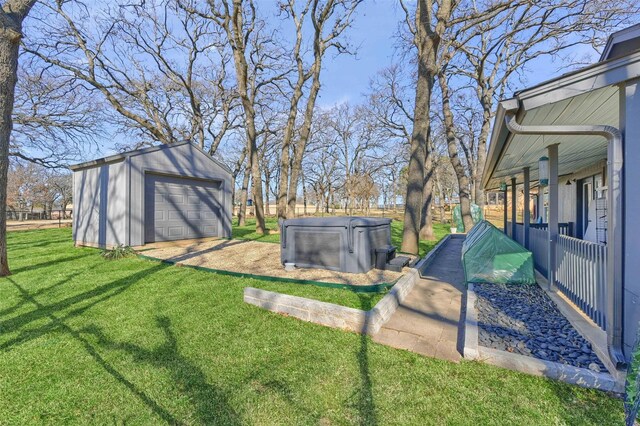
<box><xmin>504</xmin><ymin>107</ymin><xmax>626</xmax><ymax>370</ymax></box>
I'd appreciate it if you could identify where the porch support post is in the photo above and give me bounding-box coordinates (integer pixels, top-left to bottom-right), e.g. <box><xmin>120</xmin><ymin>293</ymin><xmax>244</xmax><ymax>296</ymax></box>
<box><xmin>511</xmin><ymin>177</ymin><xmax>517</xmax><ymax>239</ymax></box>
<box><xmin>523</xmin><ymin>167</ymin><xmax>531</xmax><ymax>249</ymax></box>
<box><xmin>503</xmin><ymin>186</ymin><xmax>508</xmax><ymax>234</ymax></box>
<box><xmin>547</xmin><ymin>144</ymin><xmax>559</xmax><ymax>290</ymax></box>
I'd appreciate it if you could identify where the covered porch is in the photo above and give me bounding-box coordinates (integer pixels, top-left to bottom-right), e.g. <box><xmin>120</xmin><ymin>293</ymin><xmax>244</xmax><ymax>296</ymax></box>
<box><xmin>484</xmin><ymin>41</ymin><xmax>640</xmax><ymax>369</ymax></box>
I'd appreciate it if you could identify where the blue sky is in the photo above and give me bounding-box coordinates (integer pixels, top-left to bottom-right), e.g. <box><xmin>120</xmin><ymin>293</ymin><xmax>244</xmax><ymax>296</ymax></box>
<box><xmin>315</xmin><ymin>2</ymin><xmax>406</xmax><ymax>107</ymax></box>
<box><xmin>314</xmin><ymin>3</ymin><xmax>601</xmax><ymax>107</ymax></box>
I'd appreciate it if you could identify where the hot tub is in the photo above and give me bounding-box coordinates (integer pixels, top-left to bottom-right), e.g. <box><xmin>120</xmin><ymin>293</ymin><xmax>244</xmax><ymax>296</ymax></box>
<box><xmin>280</xmin><ymin>217</ymin><xmax>393</xmax><ymax>273</ymax></box>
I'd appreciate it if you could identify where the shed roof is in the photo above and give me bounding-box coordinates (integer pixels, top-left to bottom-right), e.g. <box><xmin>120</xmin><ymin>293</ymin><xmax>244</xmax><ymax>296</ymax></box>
<box><xmin>69</xmin><ymin>141</ymin><xmax>232</xmax><ymax>175</ymax></box>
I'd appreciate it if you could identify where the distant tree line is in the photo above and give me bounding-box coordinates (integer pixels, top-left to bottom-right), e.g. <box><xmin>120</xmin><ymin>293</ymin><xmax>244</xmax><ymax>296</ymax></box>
<box><xmin>7</xmin><ymin>160</ymin><xmax>72</xmax><ymax>219</ymax></box>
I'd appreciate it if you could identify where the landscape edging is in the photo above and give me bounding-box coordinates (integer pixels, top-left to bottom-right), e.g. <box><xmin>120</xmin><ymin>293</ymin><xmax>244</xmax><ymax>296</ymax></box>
<box><xmin>463</xmin><ymin>283</ymin><xmax>623</xmax><ymax>392</ymax></box>
<box><xmin>243</xmin><ymin>267</ymin><xmax>420</xmax><ymax>335</ymax></box>
<box><xmin>244</xmin><ymin>234</ymin><xmax>453</xmax><ymax>335</ymax></box>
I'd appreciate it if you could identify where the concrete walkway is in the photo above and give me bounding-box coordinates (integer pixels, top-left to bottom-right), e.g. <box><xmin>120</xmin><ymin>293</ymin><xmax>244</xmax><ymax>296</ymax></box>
<box><xmin>372</xmin><ymin>236</ymin><xmax>466</xmax><ymax>362</ymax></box>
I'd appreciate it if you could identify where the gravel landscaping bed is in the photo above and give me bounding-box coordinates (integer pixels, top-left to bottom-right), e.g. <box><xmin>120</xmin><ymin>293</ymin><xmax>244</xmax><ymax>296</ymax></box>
<box><xmin>474</xmin><ymin>283</ymin><xmax>606</xmax><ymax>372</ymax></box>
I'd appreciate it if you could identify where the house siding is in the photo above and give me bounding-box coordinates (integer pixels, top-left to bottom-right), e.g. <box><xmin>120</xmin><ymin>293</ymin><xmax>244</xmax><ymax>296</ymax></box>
<box><xmin>623</xmin><ymin>79</ymin><xmax>640</xmax><ymax>358</ymax></box>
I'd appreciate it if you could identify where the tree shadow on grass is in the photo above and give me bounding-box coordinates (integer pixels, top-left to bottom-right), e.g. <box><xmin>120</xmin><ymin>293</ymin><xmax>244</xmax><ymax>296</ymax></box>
<box><xmin>346</xmin><ymin>294</ymin><xmax>377</xmax><ymax>426</ymax></box>
<box><xmin>82</xmin><ymin>318</ymin><xmax>241</xmax><ymax>426</ymax></box>
<box><xmin>0</xmin><ymin>271</ymin><xmax>84</xmax><ymax>319</ymax></box>
<box><xmin>2</xmin><ymin>274</ymin><xmax>183</xmax><ymax>424</ymax></box>
<box><xmin>8</xmin><ymin>252</ymin><xmax>94</xmax><ymax>275</ymax></box>
<box><xmin>0</xmin><ymin>263</ymin><xmax>165</xmax><ymax>350</ymax></box>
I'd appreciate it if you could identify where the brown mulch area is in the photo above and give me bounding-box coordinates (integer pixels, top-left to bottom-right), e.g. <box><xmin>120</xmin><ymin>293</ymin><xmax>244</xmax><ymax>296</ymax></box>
<box><xmin>141</xmin><ymin>239</ymin><xmax>409</xmax><ymax>286</ymax></box>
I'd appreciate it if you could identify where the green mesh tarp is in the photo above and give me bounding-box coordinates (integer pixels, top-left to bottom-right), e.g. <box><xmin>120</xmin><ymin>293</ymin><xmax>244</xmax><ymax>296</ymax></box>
<box><xmin>452</xmin><ymin>204</ymin><xmax>483</xmax><ymax>232</ymax></box>
<box><xmin>462</xmin><ymin>220</ymin><xmax>535</xmax><ymax>285</ymax></box>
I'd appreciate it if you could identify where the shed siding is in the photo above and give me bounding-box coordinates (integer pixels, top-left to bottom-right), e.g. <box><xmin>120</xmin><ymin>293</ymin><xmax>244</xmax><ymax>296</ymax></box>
<box><xmin>73</xmin><ymin>161</ymin><xmax>127</xmax><ymax>247</ymax></box>
<box><xmin>73</xmin><ymin>143</ymin><xmax>232</xmax><ymax>248</ymax></box>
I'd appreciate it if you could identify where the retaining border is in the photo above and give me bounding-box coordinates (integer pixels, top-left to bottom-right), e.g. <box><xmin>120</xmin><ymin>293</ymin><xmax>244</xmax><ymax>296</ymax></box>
<box><xmin>463</xmin><ymin>283</ymin><xmax>623</xmax><ymax>392</ymax></box>
<box><xmin>244</xmin><ymin>234</ymin><xmax>453</xmax><ymax>334</ymax></box>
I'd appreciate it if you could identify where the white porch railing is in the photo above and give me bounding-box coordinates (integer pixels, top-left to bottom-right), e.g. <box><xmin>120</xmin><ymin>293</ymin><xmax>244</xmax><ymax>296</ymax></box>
<box><xmin>555</xmin><ymin>234</ymin><xmax>607</xmax><ymax>329</ymax></box>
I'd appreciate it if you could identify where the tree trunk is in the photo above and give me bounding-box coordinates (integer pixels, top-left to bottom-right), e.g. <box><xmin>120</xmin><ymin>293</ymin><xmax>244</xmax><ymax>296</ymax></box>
<box><xmin>420</xmin><ymin>139</ymin><xmax>435</xmax><ymax>240</ymax></box>
<box><xmin>244</xmin><ymin>112</ymin><xmax>265</xmax><ymax>232</ymax></box>
<box><xmin>237</xmin><ymin>165</ymin><xmax>250</xmax><ymax>226</ymax></box>
<box><xmin>264</xmin><ymin>167</ymin><xmax>271</xmax><ymax>216</ymax></box>
<box><xmin>276</xmin><ymin>81</ymin><xmax>304</xmax><ymax>223</ymax></box>
<box><xmin>0</xmin><ymin>5</ymin><xmax>32</xmax><ymax>276</ymax></box>
<box><xmin>474</xmin><ymin>98</ymin><xmax>492</xmax><ymax>210</ymax></box>
<box><xmin>438</xmin><ymin>73</ymin><xmax>474</xmax><ymax>232</ymax></box>
<box><xmin>226</xmin><ymin>0</ymin><xmax>265</xmax><ymax>234</ymax></box>
<box><xmin>287</xmin><ymin>43</ymin><xmax>323</xmax><ymax>219</ymax></box>
<box><xmin>301</xmin><ymin>170</ymin><xmax>308</xmax><ymax>216</ymax></box>
<box><xmin>401</xmin><ymin>0</ymin><xmax>438</xmax><ymax>254</ymax></box>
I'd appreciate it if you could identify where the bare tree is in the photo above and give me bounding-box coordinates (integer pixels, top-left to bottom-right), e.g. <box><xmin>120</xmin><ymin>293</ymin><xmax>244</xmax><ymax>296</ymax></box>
<box><xmin>397</xmin><ymin>0</ymin><xmax>454</xmax><ymax>254</ymax></box>
<box><xmin>280</xmin><ymin>0</ymin><xmax>362</xmax><ymax>221</ymax></box>
<box><xmin>447</xmin><ymin>0</ymin><xmax>640</xmax><ymax>211</ymax></box>
<box><xmin>7</xmin><ymin>159</ymin><xmax>39</xmax><ymax>219</ymax></box>
<box><xmin>6</xmin><ymin>159</ymin><xmax>72</xmax><ymax>220</ymax></box>
<box><xmin>50</xmin><ymin>172</ymin><xmax>72</xmax><ymax>217</ymax></box>
<box><xmin>195</xmin><ymin>0</ymin><xmax>292</xmax><ymax>233</ymax></box>
<box><xmin>25</xmin><ymin>0</ymin><xmax>240</xmax><ymax>154</ymax></box>
<box><xmin>398</xmin><ymin>0</ymin><xmax>529</xmax><ymax>245</ymax></box>
<box><xmin>11</xmin><ymin>61</ymin><xmax>103</xmax><ymax>167</ymax></box>
<box><xmin>304</xmin><ymin>114</ymin><xmax>341</xmax><ymax>214</ymax></box>
<box><xmin>365</xmin><ymin>65</ymin><xmax>439</xmax><ymax>239</ymax></box>
<box><xmin>0</xmin><ymin>0</ymin><xmax>37</xmax><ymax>276</ymax></box>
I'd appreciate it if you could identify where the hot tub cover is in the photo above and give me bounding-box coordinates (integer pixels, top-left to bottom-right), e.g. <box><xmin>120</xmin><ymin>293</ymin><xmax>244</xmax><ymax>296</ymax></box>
<box><xmin>280</xmin><ymin>216</ymin><xmax>393</xmax><ymax>273</ymax></box>
<box><xmin>462</xmin><ymin>220</ymin><xmax>535</xmax><ymax>285</ymax></box>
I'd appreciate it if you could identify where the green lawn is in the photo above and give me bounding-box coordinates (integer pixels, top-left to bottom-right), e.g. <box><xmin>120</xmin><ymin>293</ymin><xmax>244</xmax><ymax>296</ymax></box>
<box><xmin>0</xmin><ymin>228</ymin><xmax>624</xmax><ymax>425</ymax></box>
<box><xmin>233</xmin><ymin>217</ymin><xmax>450</xmax><ymax>257</ymax></box>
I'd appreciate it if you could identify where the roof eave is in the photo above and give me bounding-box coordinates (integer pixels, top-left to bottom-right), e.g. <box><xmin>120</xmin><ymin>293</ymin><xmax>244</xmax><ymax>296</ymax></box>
<box><xmin>482</xmin><ymin>98</ymin><xmax>518</xmax><ymax>190</ymax></box>
<box><xmin>514</xmin><ymin>49</ymin><xmax>640</xmax><ymax>111</ymax></box>
<box><xmin>599</xmin><ymin>23</ymin><xmax>640</xmax><ymax>61</ymax></box>
<box><xmin>483</xmin><ymin>49</ymin><xmax>640</xmax><ymax>191</ymax></box>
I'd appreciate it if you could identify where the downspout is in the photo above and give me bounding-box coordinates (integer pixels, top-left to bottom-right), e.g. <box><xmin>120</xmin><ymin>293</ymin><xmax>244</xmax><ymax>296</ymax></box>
<box><xmin>504</xmin><ymin>109</ymin><xmax>626</xmax><ymax>370</ymax></box>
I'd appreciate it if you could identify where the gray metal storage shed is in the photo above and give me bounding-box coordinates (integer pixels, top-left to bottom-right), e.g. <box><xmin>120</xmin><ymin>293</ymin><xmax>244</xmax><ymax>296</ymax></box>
<box><xmin>280</xmin><ymin>217</ymin><xmax>393</xmax><ymax>273</ymax></box>
<box><xmin>70</xmin><ymin>142</ymin><xmax>232</xmax><ymax>248</ymax></box>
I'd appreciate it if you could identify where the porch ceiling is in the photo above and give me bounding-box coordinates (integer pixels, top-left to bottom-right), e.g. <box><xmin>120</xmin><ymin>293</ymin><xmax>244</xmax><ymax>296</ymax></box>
<box><xmin>485</xmin><ymin>86</ymin><xmax>618</xmax><ymax>190</ymax></box>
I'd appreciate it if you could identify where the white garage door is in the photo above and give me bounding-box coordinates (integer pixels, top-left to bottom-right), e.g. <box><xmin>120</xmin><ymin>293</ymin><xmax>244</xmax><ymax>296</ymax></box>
<box><xmin>145</xmin><ymin>174</ymin><xmax>221</xmax><ymax>243</ymax></box>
